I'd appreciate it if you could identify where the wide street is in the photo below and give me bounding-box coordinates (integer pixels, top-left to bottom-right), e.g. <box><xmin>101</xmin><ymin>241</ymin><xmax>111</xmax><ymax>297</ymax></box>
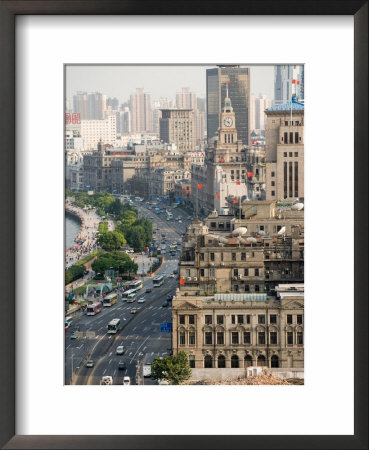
<box><xmin>65</xmin><ymin>199</ymin><xmax>192</xmax><ymax>385</ymax></box>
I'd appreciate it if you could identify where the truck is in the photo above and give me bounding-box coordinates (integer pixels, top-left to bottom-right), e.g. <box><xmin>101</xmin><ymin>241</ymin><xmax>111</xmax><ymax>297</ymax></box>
<box><xmin>143</xmin><ymin>363</ymin><xmax>152</xmax><ymax>377</ymax></box>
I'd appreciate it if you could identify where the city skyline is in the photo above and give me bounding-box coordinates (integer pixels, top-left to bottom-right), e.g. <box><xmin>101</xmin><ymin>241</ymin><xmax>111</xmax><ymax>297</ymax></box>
<box><xmin>66</xmin><ymin>65</ymin><xmax>275</xmax><ymax>105</ymax></box>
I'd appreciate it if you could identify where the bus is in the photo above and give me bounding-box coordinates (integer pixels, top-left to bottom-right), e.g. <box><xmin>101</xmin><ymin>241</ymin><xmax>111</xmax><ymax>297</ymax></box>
<box><xmin>129</xmin><ymin>280</ymin><xmax>143</xmax><ymax>291</ymax></box>
<box><xmin>126</xmin><ymin>292</ymin><xmax>137</xmax><ymax>303</ymax></box>
<box><xmin>122</xmin><ymin>288</ymin><xmax>137</xmax><ymax>300</ymax></box>
<box><xmin>166</xmin><ymin>210</ymin><xmax>173</xmax><ymax>220</ymax></box>
<box><xmin>107</xmin><ymin>318</ymin><xmax>121</xmax><ymax>334</ymax></box>
<box><xmin>153</xmin><ymin>275</ymin><xmax>165</xmax><ymax>287</ymax></box>
<box><xmin>86</xmin><ymin>301</ymin><xmax>103</xmax><ymax>316</ymax></box>
<box><xmin>103</xmin><ymin>292</ymin><xmax>118</xmax><ymax>307</ymax></box>
<box><xmin>65</xmin><ymin>317</ymin><xmax>73</xmax><ymax>330</ymax></box>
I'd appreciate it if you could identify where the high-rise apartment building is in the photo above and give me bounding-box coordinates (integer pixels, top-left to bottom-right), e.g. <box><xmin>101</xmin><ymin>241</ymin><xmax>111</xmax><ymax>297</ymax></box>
<box><xmin>130</xmin><ymin>88</ymin><xmax>153</xmax><ymax>133</ymax></box>
<box><xmin>274</xmin><ymin>65</ymin><xmax>304</xmax><ymax>105</ymax></box>
<box><xmin>80</xmin><ymin>115</ymin><xmax>117</xmax><ymax>150</ymax></box>
<box><xmin>176</xmin><ymin>87</ymin><xmax>206</xmax><ymax>143</ymax></box>
<box><xmin>206</xmin><ymin>65</ymin><xmax>250</xmax><ymax>146</ymax></box>
<box><xmin>73</xmin><ymin>91</ymin><xmax>107</xmax><ymax>120</ymax></box>
<box><xmin>250</xmin><ymin>94</ymin><xmax>272</xmax><ymax>132</ymax></box>
<box><xmin>160</xmin><ymin>109</ymin><xmax>195</xmax><ymax>152</ymax></box>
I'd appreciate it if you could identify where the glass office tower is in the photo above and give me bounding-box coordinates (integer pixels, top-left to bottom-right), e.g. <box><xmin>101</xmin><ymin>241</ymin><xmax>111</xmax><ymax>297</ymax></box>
<box><xmin>206</xmin><ymin>65</ymin><xmax>250</xmax><ymax>146</ymax></box>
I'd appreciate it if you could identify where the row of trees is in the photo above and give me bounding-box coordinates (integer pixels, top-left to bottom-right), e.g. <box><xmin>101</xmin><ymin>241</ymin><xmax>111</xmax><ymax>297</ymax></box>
<box><xmin>91</xmin><ymin>251</ymin><xmax>138</xmax><ymax>277</ymax></box>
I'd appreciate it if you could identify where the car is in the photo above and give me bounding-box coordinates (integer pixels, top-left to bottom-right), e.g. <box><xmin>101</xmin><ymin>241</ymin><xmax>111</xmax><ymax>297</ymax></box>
<box><xmin>123</xmin><ymin>376</ymin><xmax>131</xmax><ymax>385</ymax></box>
<box><xmin>170</xmin><ymin>273</ymin><xmax>175</xmax><ymax>278</ymax></box>
<box><xmin>138</xmin><ymin>297</ymin><xmax>145</xmax><ymax>303</ymax></box>
<box><xmin>130</xmin><ymin>308</ymin><xmax>139</xmax><ymax>314</ymax></box>
<box><xmin>161</xmin><ymin>271</ymin><xmax>166</xmax><ymax>276</ymax></box>
<box><xmin>162</xmin><ymin>301</ymin><xmax>169</xmax><ymax>307</ymax></box>
<box><xmin>116</xmin><ymin>345</ymin><xmax>125</xmax><ymax>355</ymax></box>
<box><xmin>145</xmin><ymin>288</ymin><xmax>152</xmax><ymax>293</ymax></box>
<box><xmin>118</xmin><ymin>361</ymin><xmax>126</xmax><ymax>370</ymax></box>
<box><xmin>173</xmin><ymin>269</ymin><xmax>178</xmax><ymax>274</ymax></box>
<box><xmin>70</xmin><ymin>332</ymin><xmax>77</xmax><ymax>339</ymax></box>
<box><xmin>85</xmin><ymin>360</ymin><xmax>94</xmax><ymax>368</ymax></box>
<box><xmin>178</xmin><ymin>220</ymin><xmax>182</xmax><ymax>223</ymax></box>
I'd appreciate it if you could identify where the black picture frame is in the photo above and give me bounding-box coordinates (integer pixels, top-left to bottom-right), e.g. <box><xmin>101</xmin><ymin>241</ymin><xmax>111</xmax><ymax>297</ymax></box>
<box><xmin>0</xmin><ymin>1</ymin><xmax>367</xmax><ymax>449</ymax></box>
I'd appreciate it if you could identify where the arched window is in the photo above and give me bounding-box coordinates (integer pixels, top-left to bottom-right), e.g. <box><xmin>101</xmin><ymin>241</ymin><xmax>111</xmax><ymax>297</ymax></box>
<box><xmin>257</xmin><ymin>355</ymin><xmax>266</xmax><ymax>367</ymax></box>
<box><xmin>244</xmin><ymin>354</ymin><xmax>253</xmax><ymax>367</ymax></box>
<box><xmin>231</xmin><ymin>355</ymin><xmax>239</xmax><ymax>368</ymax></box>
<box><xmin>218</xmin><ymin>355</ymin><xmax>226</xmax><ymax>368</ymax></box>
<box><xmin>271</xmin><ymin>355</ymin><xmax>279</xmax><ymax>368</ymax></box>
<box><xmin>204</xmin><ymin>355</ymin><xmax>213</xmax><ymax>368</ymax></box>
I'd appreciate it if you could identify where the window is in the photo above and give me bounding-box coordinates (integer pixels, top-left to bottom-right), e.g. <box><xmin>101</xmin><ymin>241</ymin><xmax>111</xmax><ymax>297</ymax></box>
<box><xmin>189</xmin><ymin>315</ymin><xmax>195</xmax><ymax>325</ymax></box>
<box><xmin>244</xmin><ymin>268</ymin><xmax>249</xmax><ymax>276</ymax></box>
<box><xmin>255</xmin><ymin>268</ymin><xmax>259</xmax><ymax>276</ymax></box>
<box><xmin>258</xmin><ymin>332</ymin><xmax>265</xmax><ymax>345</ymax></box>
<box><xmin>255</xmin><ymin>285</ymin><xmax>260</xmax><ymax>292</ymax></box>
<box><xmin>232</xmin><ymin>253</ymin><xmax>236</xmax><ymax>261</ymax></box>
<box><xmin>189</xmin><ymin>332</ymin><xmax>195</xmax><ymax>345</ymax></box>
<box><xmin>287</xmin><ymin>332</ymin><xmax>293</xmax><ymax>345</ymax></box>
<box><xmin>179</xmin><ymin>315</ymin><xmax>185</xmax><ymax>325</ymax></box>
<box><xmin>287</xmin><ymin>314</ymin><xmax>293</xmax><ymax>324</ymax></box>
<box><xmin>289</xmin><ymin>151</ymin><xmax>292</xmax><ymax>157</ymax></box>
<box><xmin>209</xmin><ymin>268</ymin><xmax>215</xmax><ymax>277</ymax></box>
<box><xmin>258</xmin><ymin>315</ymin><xmax>265</xmax><ymax>324</ymax></box>
<box><xmin>210</xmin><ymin>252</ymin><xmax>215</xmax><ymax>261</ymax></box>
<box><xmin>241</xmin><ymin>252</ymin><xmax>246</xmax><ymax>261</ymax></box>
<box><xmin>234</xmin><ymin>284</ymin><xmax>239</xmax><ymax>292</ymax></box>
<box><xmin>297</xmin><ymin>332</ymin><xmax>303</xmax><ymax>345</ymax></box>
<box><xmin>246</xmin><ymin>314</ymin><xmax>251</xmax><ymax>324</ymax></box>
<box><xmin>200</xmin><ymin>269</ymin><xmax>204</xmax><ymax>277</ymax></box>
<box><xmin>210</xmin><ymin>222</ymin><xmax>216</xmax><ymax>229</ymax></box>
<box><xmin>271</xmin><ymin>181</ymin><xmax>275</xmax><ymax>186</ymax></box>
<box><xmin>270</xmin><ymin>332</ymin><xmax>277</xmax><ymax>345</ymax></box>
<box><xmin>237</xmin><ymin>315</ymin><xmax>244</xmax><ymax>324</ymax></box>
<box><xmin>217</xmin><ymin>332</ymin><xmax>224</xmax><ymax>345</ymax></box>
<box><xmin>284</xmin><ymin>121</ymin><xmax>288</xmax><ymax>126</ymax></box>
<box><xmin>294</xmin><ymin>152</ymin><xmax>298</xmax><ymax>157</ymax></box>
<box><xmin>232</xmin><ymin>332</ymin><xmax>239</xmax><ymax>345</ymax></box>
<box><xmin>200</xmin><ymin>253</ymin><xmax>204</xmax><ymax>261</ymax></box>
<box><xmin>295</xmin><ymin>132</ymin><xmax>299</xmax><ymax>143</ymax></box>
<box><xmin>270</xmin><ymin>314</ymin><xmax>277</xmax><ymax>324</ymax></box>
<box><xmin>289</xmin><ymin>132</ymin><xmax>293</xmax><ymax>143</ymax></box>
<box><xmin>231</xmin><ymin>315</ymin><xmax>236</xmax><ymax>324</ymax></box>
<box><xmin>244</xmin><ymin>332</ymin><xmax>251</xmax><ymax>344</ymax></box>
<box><xmin>284</xmin><ymin>132</ymin><xmax>288</xmax><ymax>143</ymax></box>
<box><xmin>271</xmin><ymin>190</ymin><xmax>275</xmax><ymax>196</ymax></box>
<box><xmin>179</xmin><ymin>332</ymin><xmax>185</xmax><ymax>345</ymax></box>
<box><xmin>205</xmin><ymin>315</ymin><xmax>212</xmax><ymax>325</ymax></box>
<box><xmin>297</xmin><ymin>314</ymin><xmax>303</xmax><ymax>324</ymax></box>
<box><xmin>216</xmin><ymin>315</ymin><xmax>224</xmax><ymax>325</ymax></box>
<box><xmin>234</xmin><ymin>269</ymin><xmax>238</xmax><ymax>276</ymax></box>
<box><xmin>205</xmin><ymin>332</ymin><xmax>212</xmax><ymax>345</ymax></box>
<box><xmin>284</xmin><ymin>152</ymin><xmax>287</xmax><ymax>157</ymax></box>
<box><xmin>189</xmin><ymin>355</ymin><xmax>195</xmax><ymax>368</ymax></box>
<box><xmin>271</xmin><ymin>171</ymin><xmax>275</xmax><ymax>177</ymax></box>
<box><xmin>245</xmin><ymin>284</ymin><xmax>250</xmax><ymax>292</ymax></box>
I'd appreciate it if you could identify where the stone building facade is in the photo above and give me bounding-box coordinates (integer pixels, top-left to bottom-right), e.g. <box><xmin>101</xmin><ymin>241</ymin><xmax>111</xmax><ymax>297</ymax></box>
<box><xmin>160</xmin><ymin>109</ymin><xmax>195</xmax><ymax>152</ymax></box>
<box><xmin>172</xmin><ymin>286</ymin><xmax>304</xmax><ymax>369</ymax></box>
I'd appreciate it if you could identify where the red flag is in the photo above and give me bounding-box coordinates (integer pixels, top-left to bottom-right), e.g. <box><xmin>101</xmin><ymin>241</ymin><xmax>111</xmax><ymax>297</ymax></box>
<box><xmin>292</xmin><ymin>79</ymin><xmax>296</xmax><ymax>84</ymax></box>
<box><xmin>233</xmin><ymin>199</ymin><xmax>238</xmax><ymax>204</ymax></box>
<box><xmin>252</xmin><ymin>141</ymin><xmax>255</xmax><ymax>145</ymax></box>
<box><xmin>297</xmin><ymin>81</ymin><xmax>300</xmax><ymax>85</ymax></box>
<box><xmin>236</xmin><ymin>181</ymin><xmax>240</xmax><ymax>185</ymax></box>
<box><xmin>247</xmin><ymin>172</ymin><xmax>253</xmax><ymax>178</ymax></box>
<box><xmin>197</xmin><ymin>183</ymin><xmax>203</xmax><ymax>189</ymax></box>
<box><xmin>227</xmin><ymin>80</ymin><xmax>230</xmax><ymax>84</ymax></box>
<box><xmin>179</xmin><ymin>278</ymin><xmax>185</xmax><ymax>285</ymax></box>
<box><xmin>221</xmin><ymin>158</ymin><xmax>225</xmax><ymax>163</ymax></box>
<box><xmin>215</xmin><ymin>193</ymin><xmax>220</xmax><ymax>199</ymax></box>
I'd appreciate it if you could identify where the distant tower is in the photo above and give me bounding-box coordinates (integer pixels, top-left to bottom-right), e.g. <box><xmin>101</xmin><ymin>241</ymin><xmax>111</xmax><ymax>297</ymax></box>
<box><xmin>274</xmin><ymin>65</ymin><xmax>304</xmax><ymax>105</ymax></box>
<box><xmin>130</xmin><ymin>88</ymin><xmax>153</xmax><ymax>133</ymax></box>
<box><xmin>206</xmin><ymin>65</ymin><xmax>250</xmax><ymax>146</ymax></box>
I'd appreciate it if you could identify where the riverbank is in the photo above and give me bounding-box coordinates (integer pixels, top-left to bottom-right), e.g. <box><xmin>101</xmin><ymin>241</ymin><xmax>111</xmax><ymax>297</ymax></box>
<box><xmin>65</xmin><ymin>201</ymin><xmax>101</xmax><ymax>268</ymax></box>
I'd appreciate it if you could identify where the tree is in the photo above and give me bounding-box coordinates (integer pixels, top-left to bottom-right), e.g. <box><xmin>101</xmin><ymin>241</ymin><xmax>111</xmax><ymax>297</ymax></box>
<box><xmin>151</xmin><ymin>351</ymin><xmax>191</xmax><ymax>385</ymax></box>
<box><xmin>97</xmin><ymin>231</ymin><xmax>126</xmax><ymax>251</ymax></box>
<box><xmin>125</xmin><ymin>226</ymin><xmax>146</xmax><ymax>252</ymax></box>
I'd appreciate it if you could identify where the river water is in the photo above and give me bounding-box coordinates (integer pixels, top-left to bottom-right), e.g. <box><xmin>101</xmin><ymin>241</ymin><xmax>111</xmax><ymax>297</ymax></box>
<box><xmin>65</xmin><ymin>214</ymin><xmax>81</xmax><ymax>249</ymax></box>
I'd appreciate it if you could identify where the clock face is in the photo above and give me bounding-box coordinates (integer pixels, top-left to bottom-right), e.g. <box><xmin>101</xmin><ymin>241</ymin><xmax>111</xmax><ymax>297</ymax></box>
<box><xmin>224</xmin><ymin>117</ymin><xmax>233</xmax><ymax>127</ymax></box>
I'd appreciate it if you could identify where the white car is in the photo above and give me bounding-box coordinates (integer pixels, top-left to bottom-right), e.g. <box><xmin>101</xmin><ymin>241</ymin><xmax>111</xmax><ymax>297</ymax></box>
<box><xmin>116</xmin><ymin>345</ymin><xmax>125</xmax><ymax>355</ymax></box>
<box><xmin>123</xmin><ymin>376</ymin><xmax>131</xmax><ymax>385</ymax></box>
<box><xmin>178</xmin><ymin>220</ymin><xmax>182</xmax><ymax>223</ymax></box>
<box><xmin>170</xmin><ymin>273</ymin><xmax>175</xmax><ymax>278</ymax></box>
<box><xmin>138</xmin><ymin>297</ymin><xmax>145</xmax><ymax>303</ymax></box>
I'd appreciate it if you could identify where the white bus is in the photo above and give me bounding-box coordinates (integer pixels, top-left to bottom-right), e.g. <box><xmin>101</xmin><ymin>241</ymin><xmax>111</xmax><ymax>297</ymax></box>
<box><xmin>153</xmin><ymin>275</ymin><xmax>165</xmax><ymax>287</ymax></box>
<box><xmin>129</xmin><ymin>279</ymin><xmax>143</xmax><ymax>291</ymax></box>
<box><xmin>126</xmin><ymin>292</ymin><xmax>137</xmax><ymax>303</ymax></box>
<box><xmin>107</xmin><ymin>318</ymin><xmax>121</xmax><ymax>334</ymax></box>
<box><xmin>103</xmin><ymin>292</ymin><xmax>118</xmax><ymax>307</ymax></box>
<box><xmin>122</xmin><ymin>289</ymin><xmax>138</xmax><ymax>300</ymax></box>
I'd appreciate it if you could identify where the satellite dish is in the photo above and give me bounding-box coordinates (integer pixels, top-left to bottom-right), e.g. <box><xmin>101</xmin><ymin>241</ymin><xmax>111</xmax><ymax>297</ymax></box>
<box><xmin>277</xmin><ymin>226</ymin><xmax>286</xmax><ymax>235</ymax></box>
<box><xmin>232</xmin><ymin>227</ymin><xmax>247</xmax><ymax>236</ymax></box>
<box><xmin>219</xmin><ymin>237</ymin><xmax>229</xmax><ymax>244</ymax></box>
<box><xmin>247</xmin><ymin>237</ymin><xmax>257</xmax><ymax>244</ymax></box>
<box><xmin>291</xmin><ymin>202</ymin><xmax>304</xmax><ymax>210</ymax></box>
<box><xmin>258</xmin><ymin>230</ymin><xmax>266</xmax><ymax>236</ymax></box>
<box><xmin>237</xmin><ymin>236</ymin><xmax>247</xmax><ymax>244</ymax></box>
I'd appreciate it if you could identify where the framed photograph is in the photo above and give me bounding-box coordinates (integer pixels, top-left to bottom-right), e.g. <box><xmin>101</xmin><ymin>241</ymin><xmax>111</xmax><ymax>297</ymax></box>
<box><xmin>0</xmin><ymin>1</ymin><xmax>367</xmax><ymax>449</ymax></box>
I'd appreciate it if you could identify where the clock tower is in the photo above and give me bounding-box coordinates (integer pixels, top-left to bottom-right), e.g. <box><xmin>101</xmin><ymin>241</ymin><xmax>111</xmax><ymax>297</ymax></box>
<box><xmin>218</xmin><ymin>83</ymin><xmax>238</xmax><ymax>146</ymax></box>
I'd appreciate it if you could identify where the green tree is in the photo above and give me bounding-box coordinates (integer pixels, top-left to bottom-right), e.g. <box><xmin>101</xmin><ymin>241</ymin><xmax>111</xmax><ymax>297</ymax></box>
<box><xmin>97</xmin><ymin>231</ymin><xmax>126</xmax><ymax>251</ymax></box>
<box><xmin>151</xmin><ymin>351</ymin><xmax>191</xmax><ymax>385</ymax></box>
<box><xmin>125</xmin><ymin>226</ymin><xmax>146</xmax><ymax>252</ymax></box>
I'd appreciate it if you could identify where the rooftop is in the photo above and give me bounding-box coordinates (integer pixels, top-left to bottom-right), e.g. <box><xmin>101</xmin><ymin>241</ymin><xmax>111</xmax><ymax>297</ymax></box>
<box><xmin>267</xmin><ymin>99</ymin><xmax>304</xmax><ymax>112</ymax></box>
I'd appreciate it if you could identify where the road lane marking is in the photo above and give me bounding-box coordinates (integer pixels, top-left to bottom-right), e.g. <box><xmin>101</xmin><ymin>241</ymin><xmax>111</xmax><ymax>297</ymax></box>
<box><xmin>109</xmin><ymin>359</ymin><xmax>112</xmax><ymax>364</ymax></box>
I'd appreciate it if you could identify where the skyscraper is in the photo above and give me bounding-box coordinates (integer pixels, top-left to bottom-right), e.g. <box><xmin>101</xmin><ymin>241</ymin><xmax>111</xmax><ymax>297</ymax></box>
<box><xmin>274</xmin><ymin>65</ymin><xmax>304</xmax><ymax>105</ymax></box>
<box><xmin>160</xmin><ymin>109</ymin><xmax>195</xmax><ymax>152</ymax></box>
<box><xmin>206</xmin><ymin>65</ymin><xmax>250</xmax><ymax>146</ymax></box>
<box><xmin>73</xmin><ymin>91</ymin><xmax>107</xmax><ymax>120</ymax></box>
<box><xmin>130</xmin><ymin>88</ymin><xmax>153</xmax><ymax>133</ymax></box>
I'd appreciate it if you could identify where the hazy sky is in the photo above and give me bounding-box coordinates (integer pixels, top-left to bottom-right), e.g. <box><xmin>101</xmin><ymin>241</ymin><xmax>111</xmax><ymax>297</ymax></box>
<box><xmin>66</xmin><ymin>65</ymin><xmax>275</xmax><ymax>104</ymax></box>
